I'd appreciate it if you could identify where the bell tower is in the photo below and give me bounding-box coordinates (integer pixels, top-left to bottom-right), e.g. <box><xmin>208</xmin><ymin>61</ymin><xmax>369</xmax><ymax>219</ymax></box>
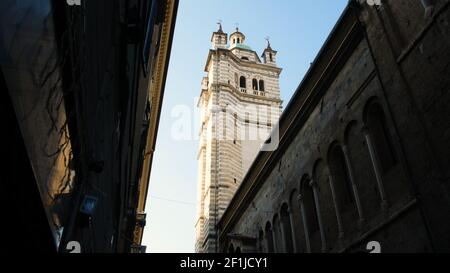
<box><xmin>195</xmin><ymin>24</ymin><xmax>283</xmax><ymax>253</ymax></box>
<box><xmin>262</xmin><ymin>38</ymin><xmax>278</xmax><ymax>66</ymax></box>
<box><xmin>211</xmin><ymin>23</ymin><xmax>227</xmax><ymax>49</ymax></box>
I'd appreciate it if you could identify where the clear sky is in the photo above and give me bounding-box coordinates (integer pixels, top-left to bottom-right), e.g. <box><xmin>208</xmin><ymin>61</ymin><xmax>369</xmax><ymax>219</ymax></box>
<box><xmin>142</xmin><ymin>0</ymin><xmax>348</xmax><ymax>253</ymax></box>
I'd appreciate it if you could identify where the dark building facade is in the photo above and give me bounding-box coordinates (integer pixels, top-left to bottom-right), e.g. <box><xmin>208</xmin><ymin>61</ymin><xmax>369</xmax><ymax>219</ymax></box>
<box><xmin>0</xmin><ymin>0</ymin><xmax>178</xmax><ymax>253</ymax></box>
<box><xmin>218</xmin><ymin>0</ymin><xmax>450</xmax><ymax>253</ymax></box>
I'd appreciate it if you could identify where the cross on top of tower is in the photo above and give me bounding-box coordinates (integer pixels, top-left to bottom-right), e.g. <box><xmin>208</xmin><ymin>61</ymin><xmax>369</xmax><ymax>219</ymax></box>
<box><xmin>265</xmin><ymin>36</ymin><xmax>272</xmax><ymax>49</ymax></box>
<box><xmin>217</xmin><ymin>19</ymin><xmax>223</xmax><ymax>32</ymax></box>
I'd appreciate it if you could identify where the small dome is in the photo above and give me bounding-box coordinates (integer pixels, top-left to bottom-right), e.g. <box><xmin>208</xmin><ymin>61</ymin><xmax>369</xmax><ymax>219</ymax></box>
<box><xmin>229</xmin><ymin>28</ymin><xmax>246</xmax><ymax>49</ymax></box>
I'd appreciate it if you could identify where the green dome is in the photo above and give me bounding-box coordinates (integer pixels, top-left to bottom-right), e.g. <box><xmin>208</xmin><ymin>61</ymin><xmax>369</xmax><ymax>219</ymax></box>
<box><xmin>235</xmin><ymin>43</ymin><xmax>252</xmax><ymax>51</ymax></box>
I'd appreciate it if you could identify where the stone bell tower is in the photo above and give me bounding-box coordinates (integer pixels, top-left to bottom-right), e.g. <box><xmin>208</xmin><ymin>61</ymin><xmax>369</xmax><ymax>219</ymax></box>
<box><xmin>195</xmin><ymin>24</ymin><xmax>283</xmax><ymax>253</ymax></box>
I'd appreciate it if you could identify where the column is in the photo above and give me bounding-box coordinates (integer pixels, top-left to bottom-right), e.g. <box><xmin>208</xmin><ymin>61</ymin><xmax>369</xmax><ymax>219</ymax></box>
<box><xmin>328</xmin><ymin>174</ymin><xmax>344</xmax><ymax>238</ymax></box>
<box><xmin>363</xmin><ymin>127</ymin><xmax>389</xmax><ymax>209</ymax></box>
<box><xmin>288</xmin><ymin>208</ymin><xmax>299</xmax><ymax>253</ymax></box>
<box><xmin>298</xmin><ymin>194</ymin><xmax>311</xmax><ymax>253</ymax></box>
<box><xmin>310</xmin><ymin>179</ymin><xmax>327</xmax><ymax>252</ymax></box>
<box><xmin>278</xmin><ymin>218</ymin><xmax>288</xmax><ymax>253</ymax></box>
<box><xmin>342</xmin><ymin>145</ymin><xmax>365</xmax><ymax>225</ymax></box>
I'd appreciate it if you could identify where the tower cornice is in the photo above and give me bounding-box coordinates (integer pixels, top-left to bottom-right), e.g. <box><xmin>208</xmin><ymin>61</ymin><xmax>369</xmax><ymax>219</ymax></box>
<box><xmin>204</xmin><ymin>48</ymin><xmax>282</xmax><ymax>74</ymax></box>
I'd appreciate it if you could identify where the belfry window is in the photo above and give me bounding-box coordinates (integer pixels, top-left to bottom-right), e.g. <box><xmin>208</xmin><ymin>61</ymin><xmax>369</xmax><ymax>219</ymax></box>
<box><xmin>239</xmin><ymin>76</ymin><xmax>246</xmax><ymax>88</ymax></box>
<box><xmin>252</xmin><ymin>79</ymin><xmax>259</xmax><ymax>90</ymax></box>
<box><xmin>259</xmin><ymin>80</ymin><xmax>265</xmax><ymax>92</ymax></box>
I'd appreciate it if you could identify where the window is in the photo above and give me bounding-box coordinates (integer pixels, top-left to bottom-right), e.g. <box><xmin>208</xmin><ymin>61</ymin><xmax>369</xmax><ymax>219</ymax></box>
<box><xmin>241</xmin><ymin>56</ymin><xmax>249</xmax><ymax>61</ymax></box>
<box><xmin>365</xmin><ymin>103</ymin><xmax>397</xmax><ymax>173</ymax></box>
<box><xmin>329</xmin><ymin>145</ymin><xmax>355</xmax><ymax>209</ymax></box>
<box><xmin>269</xmin><ymin>53</ymin><xmax>273</xmax><ymax>62</ymax></box>
<box><xmin>302</xmin><ymin>178</ymin><xmax>319</xmax><ymax>233</ymax></box>
<box><xmin>237</xmin><ymin>38</ymin><xmax>241</xmax><ymax>44</ymax></box>
<box><xmin>239</xmin><ymin>76</ymin><xmax>246</xmax><ymax>88</ymax></box>
<box><xmin>259</xmin><ymin>80</ymin><xmax>265</xmax><ymax>91</ymax></box>
<box><xmin>252</xmin><ymin>79</ymin><xmax>259</xmax><ymax>90</ymax></box>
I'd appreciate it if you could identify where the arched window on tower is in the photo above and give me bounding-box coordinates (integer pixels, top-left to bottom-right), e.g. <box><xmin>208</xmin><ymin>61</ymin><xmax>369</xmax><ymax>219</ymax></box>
<box><xmin>269</xmin><ymin>53</ymin><xmax>273</xmax><ymax>62</ymax></box>
<box><xmin>259</xmin><ymin>80</ymin><xmax>265</xmax><ymax>92</ymax></box>
<box><xmin>252</xmin><ymin>79</ymin><xmax>259</xmax><ymax>90</ymax></box>
<box><xmin>237</xmin><ymin>38</ymin><xmax>241</xmax><ymax>44</ymax></box>
<box><xmin>240</xmin><ymin>76</ymin><xmax>246</xmax><ymax>89</ymax></box>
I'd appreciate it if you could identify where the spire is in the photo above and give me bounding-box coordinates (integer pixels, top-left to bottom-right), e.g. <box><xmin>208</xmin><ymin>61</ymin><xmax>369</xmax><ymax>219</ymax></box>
<box><xmin>217</xmin><ymin>20</ymin><xmax>223</xmax><ymax>33</ymax></box>
<box><xmin>261</xmin><ymin>36</ymin><xmax>277</xmax><ymax>64</ymax></box>
<box><xmin>211</xmin><ymin>20</ymin><xmax>227</xmax><ymax>49</ymax></box>
<box><xmin>265</xmin><ymin>36</ymin><xmax>272</xmax><ymax>50</ymax></box>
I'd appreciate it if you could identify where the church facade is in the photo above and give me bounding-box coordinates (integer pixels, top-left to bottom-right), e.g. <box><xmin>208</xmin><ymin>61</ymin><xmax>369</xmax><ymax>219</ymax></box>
<box><xmin>218</xmin><ymin>0</ymin><xmax>450</xmax><ymax>253</ymax></box>
<box><xmin>195</xmin><ymin>26</ymin><xmax>283</xmax><ymax>253</ymax></box>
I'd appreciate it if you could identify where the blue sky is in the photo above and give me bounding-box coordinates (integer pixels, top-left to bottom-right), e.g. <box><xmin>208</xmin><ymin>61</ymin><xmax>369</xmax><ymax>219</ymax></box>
<box><xmin>142</xmin><ymin>0</ymin><xmax>348</xmax><ymax>253</ymax></box>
